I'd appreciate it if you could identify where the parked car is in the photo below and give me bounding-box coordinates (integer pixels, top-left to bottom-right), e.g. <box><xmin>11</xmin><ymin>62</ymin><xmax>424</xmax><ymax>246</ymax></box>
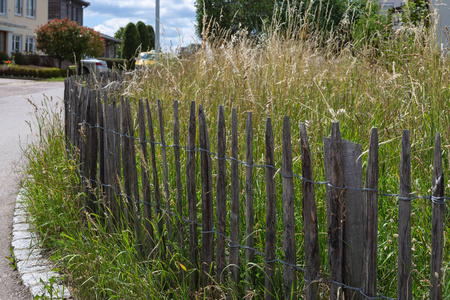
<box><xmin>79</xmin><ymin>58</ymin><xmax>108</xmax><ymax>75</ymax></box>
<box><xmin>135</xmin><ymin>51</ymin><xmax>157</xmax><ymax>69</ymax></box>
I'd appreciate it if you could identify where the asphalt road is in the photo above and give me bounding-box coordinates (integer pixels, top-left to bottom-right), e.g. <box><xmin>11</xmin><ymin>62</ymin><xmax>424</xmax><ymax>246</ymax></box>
<box><xmin>0</xmin><ymin>78</ymin><xmax>64</xmax><ymax>300</ymax></box>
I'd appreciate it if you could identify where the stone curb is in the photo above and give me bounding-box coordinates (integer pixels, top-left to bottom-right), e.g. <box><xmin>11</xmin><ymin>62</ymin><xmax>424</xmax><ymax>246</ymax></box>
<box><xmin>12</xmin><ymin>190</ymin><xmax>72</xmax><ymax>299</ymax></box>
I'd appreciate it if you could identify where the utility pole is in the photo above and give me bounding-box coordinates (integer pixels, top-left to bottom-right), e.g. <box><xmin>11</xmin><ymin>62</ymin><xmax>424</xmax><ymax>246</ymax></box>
<box><xmin>155</xmin><ymin>0</ymin><xmax>160</xmax><ymax>61</ymax></box>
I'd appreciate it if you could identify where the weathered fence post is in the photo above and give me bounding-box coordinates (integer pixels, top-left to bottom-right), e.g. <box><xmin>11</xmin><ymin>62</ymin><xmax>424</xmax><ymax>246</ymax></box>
<box><xmin>173</xmin><ymin>100</ymin><xmax>184</xmax><ymax>255</ymax></box>
<box><xmin>146</xmin><ymin>99</ymin><xmax>165</xmax><ymax>255</ymax></box>
<box><xmin>186</xmin><ymin>101</ymin><xmax>199</xmax><ymax>291</ymax></box>
<box><xmin>398</xmin><ymin>130</ymin><xmax>412</xmax><ymax>300</ymax></box>
<box><xmin>157</xmin><ymin>100</ymin><xmax>173</xmax><ymax>256</ymax></box>
<box><xmin>324</xmin><ymin>122</ymin><xmax>364</xmax><ymax>300</ymax></box>
<box><xmin>265</xmin><ymin>117</ymin><xmax>277</xmax><ymax>300</ymax></box>
<box><xmin>363</xmin><ymin>128</ymin><xmax>379</xmax><ymax>297</ymax></box>
<box><xmin>430</xmin><ymin>132</ymin><xmax>444</xmax><ymax>300</ymax></box>
<box><xmin>229</xmin><ymin>108</ymin><xmax>240</xmax><ymax>291</ymax></box>
<box><xmin>216</xmin><ymin>105</ymin><xmax>227</xmax><ymax>283</ymax></box>
<box><xmin>324</xmin><ymin>122</ymin><xmax>344</xmax><ymax>300</ymax></box>
<box><xmin>199</xmin><ymin>104</ymin><xmax>214</xmax><ymax>287</ymax></box>
<box><xmin>282</xmin><ymin>116</ymin><xmax>296</xmax><ymax>299</ymax></box>
<box><xmin>299</xmin><ymin>123</ymin><xmax>320</xmax><ymax>300</ymax></box>
<box><xmin>138</xmin><ymin>99</ymin><xmax>154</xmax><ymax>250</ymax></box>
<box><xmin>245</xmin><ymin>112</ymin><xmax>255</xmax><ymax>292</ymax></box>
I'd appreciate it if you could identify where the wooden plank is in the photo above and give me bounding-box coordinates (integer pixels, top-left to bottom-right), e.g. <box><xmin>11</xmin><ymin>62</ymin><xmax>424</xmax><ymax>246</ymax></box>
<box><xmin>97</xmin><ymin>93</ymin><xmax>105</xmax><ymax>187</ymax></box>
<box><xmin>186</xmin><ymin>101</ymin><xmax>199</xmax><ymax>291</ymax></box>
<box><xmin>363</xmin><ymin>128</ymin><xmax>379</xmax><ymax>297</ymax></box>
<box><xmin>173</xmin><ymin>100</ymin><xmax>184</xmax><ymax>252</ymax></box>
<box><xmin>282</xmin><ymin>116</ymin><xmax>296</xmax><ymax>299</ymax></box>
<box><xmin>398</xmin><ymin>130</ymin><xmax>412</xmax><ymax>300</ymax></box>
<box><xmin>245</xmin><ymin>112</ymin><xmax>254</xmax><ymax>292</ymax></box>
<box><xmin>124</xmin><ymin>99</ymin><xmax>142</xmax><ymax>255</ymax></box>
<box><xmin>138</xmin><ymin>99</ymin><xmax>154</xmax><ymax>250</ymax></box>
<box><xmin>146</xmin><ymin>99</ymin><xmax>165</xmax><ymax>253</ymax></box>
<box><xmin>199</xmin><ymin>104</ymin><xmax>214</xmax><ymax>287</ymax></box>
<box><xmin>87</xmin><ymin>91</ymin><xmax>98</xmax><ymax>214</ymax></box>
<box><xmin>103</xmin><ymin>101</ymin><xmax>118</xmax><ymax>224</ymax></box>
<box><xmin>324</xmin><ymin>122</ymin><xmax>344</xmax><ymax>300</ymax></box>
<box><xmin>265</xmin><ymin>117</ymin><xmax>276</xmax><ymax>300</ymax></box>
<box><xmin>299</xmin><ymin>123</ymin><xmax>320</xmax><ymax>300</ymax></box>
<box><xmin>430</xmin><ymin>132</ymin><xmax>444</xmax><ymax>300</ymax></box>
<box><xmin>121</xmin><ymin>97</ymin><xmax>131</xmax><ymax>225</ymax></box>
<box><xmin>216</xmin><ymin>105</ymin><xmax>227</xmax><ymax>283</ymax></box>
<box><xmin>229</xmin><ymin>108</ymin><xmax>240</xmax><ymax>288</ymax></box>
<box><xmin>157</xmin><ymin>100</ymin><xmax>173</xmax><ymax>256</ymax></box>
<box><xmin>64</xmin><ymin>78</ymin><xmax>70</xmax><ymax>154</ymax></box>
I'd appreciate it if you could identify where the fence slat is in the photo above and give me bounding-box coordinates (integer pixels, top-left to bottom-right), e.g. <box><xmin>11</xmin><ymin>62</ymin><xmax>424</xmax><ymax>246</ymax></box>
<box><xmin>325</xmin><ymin>122</ymin><xmax>344</xmax><ymax>300</ymax></box>
<box><xmin>430</xmin><ymin>132</ymin><xmax>444</xmax><ymax>300</ymax></box>
<box><xmin>157</xmin><ymin>100</ymin><xmax>173</xmax><ymax>256</ymax></box>
<box><xmin>265</xmin><ymin>117</ymin><xmax>276</xmax><ymax>300</ymax></box>
<box><xmin>146</xmin><ymin>99</ymin><xmax>165</xmax><ymax>254</ymax></box>
<box><xmin>299</xmin><ymin>123</ymin><xmax>320</xmax><ymax>300</ymax></box>
<box><xmin>97</xmin><ymin>94</ymin><xmax>105</xmax><ymax>188</ymax></box>
<box><xmin>173</xmin><ymin>100</ymin><xmax>184</xmax><ymax>253</ymax></box>
<box><xmin>216</xmin><ymin>105</ymin><xmax>227</xmax><ymax>283</ymax></box>
<box><xmin>87</xmin><ymin>91</ymin><xmax>98</xmax><ymax>214</ymax></box>
<box><xmin>282</xmin><ymin>116</ymin><xmax>296</xmax><ymax>299</ymax></box>
<box><xmin>245</xmin><ymin>112</ymin><xmax>254</xmax><ymax>292</ymax></box>
<box><xmin>138</xmin><ymin>99</ymin><xmax>154</xmax><ymax>250</ymax></box>
<box><xmin>186</xmin><ymin>101</ymin><xmax>199</xmax><ymax>291</ymax></box>
<box><xmin>199</xmin><ymin>104</ymin><xmax>214</xmax><ymax>287</ymax></box>
<box><xmin>363</xmin><ymin>128</ymin><xmax>379</xmax><ymax>297</ymax></box>
<box><xmin>229</xmin><ymin>108</ymin><xmax>240</xmax><ymax>289</ymax></box>
<box><xmin>398</xmin><ymin>130</ymin><xmax>412</xmax><ymax>300</ymax></box>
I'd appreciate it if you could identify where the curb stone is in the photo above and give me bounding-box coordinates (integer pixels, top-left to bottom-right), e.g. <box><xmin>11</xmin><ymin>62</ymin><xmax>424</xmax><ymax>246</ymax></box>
<box><xmin>12</xmin><ymin>190</ymin><xmax>73</xmax><ymax>299</ymax></box>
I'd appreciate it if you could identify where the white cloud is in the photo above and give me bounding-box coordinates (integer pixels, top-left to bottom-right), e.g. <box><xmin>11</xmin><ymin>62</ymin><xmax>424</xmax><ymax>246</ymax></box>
<box><xmin>84</xmin><ymin>0</ymin><xmax>199</xmax><ymax>47</ymax></box>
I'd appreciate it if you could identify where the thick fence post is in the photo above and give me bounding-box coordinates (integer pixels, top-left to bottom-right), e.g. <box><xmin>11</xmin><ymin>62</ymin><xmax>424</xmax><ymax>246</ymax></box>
<box><xmin>216</xmin><ymin>105</ymin><xmax>226</xmax><ymax>283</ymax></box>
<box><xmin>282</xmin><ymin>116</ymin><xmax>296</xmax><ymax>299</ymax></box>
<box><xmin>229</xmin><ymin>108</ymin><xmax>240</xmax><ymax>291</ymax></box>
<box><xmin>199</xmin><ymin>104</ymin><xmax>214</xmax><ymax>287</ymax></box>
<box><xmin>245</xmin><ymin>112</ymin><xmax>255</xmax><ymax>292</ymax></box>
<box><xmin>186</xmin><ymin>101</ymin><xmax>199</xmax><ymax>291</ymax></box>
<box><xmin>363</xmin><ymin>128</ymin><xmax>379</xmax><ymax>297</ymax></box>
<box><xmin>265</xmin><ymin>117</ymin><xmax>276</xmax><ymax>300</ymax></box>
<box><xmin>398</xmin><ymin>130</ymin><xmax>412</xmax><ymax>300</ymax></box>
<box><xmin>299</xmin><ymin>123</ymin><xmax>320</xmax><ymax>300</ymax></box>
<box><xmin>430</xmin><ymin>132</ymin><xmax>444</xmax><ymax>300</ymax></box>
<box><xmin>157</xmin><ymin>100</ymin><xmax>173</xmax><ymax>256</ymax></box>
<box><xmin>324</xmin><ymin>122</ymin><xmax>344</xmax><ymax>300</ymax></box>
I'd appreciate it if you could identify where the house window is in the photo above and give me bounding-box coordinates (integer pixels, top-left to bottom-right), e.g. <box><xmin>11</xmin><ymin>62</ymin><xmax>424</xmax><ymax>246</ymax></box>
<box><xmin>26</xmin><ymin>0</ymin><xmax>35</xmax><ymax>18</ymax></box>
<box><xmin>12</xmin><ymin>35</ymin><xmax>22</xmax><ymax>53</ymax></box>
<box><xmin>0</xmin><ymin>0</ymin><xmax>6</xmax><ymax>15</ymax></box>
<box><xmin>15</xmin><ymin>0</ymin><xmax>22</xmax><ymax>15</ymax></box>
<box><xmin>25</xmin><ymin>36</ymin><xmax>34</xmax><ymax>54</ymax></box>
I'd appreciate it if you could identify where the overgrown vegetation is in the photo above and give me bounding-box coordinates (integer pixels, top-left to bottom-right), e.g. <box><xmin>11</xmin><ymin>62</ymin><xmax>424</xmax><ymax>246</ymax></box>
<box><xmin>22</xmin><ymin>1</ymin><xmax>450</xmax><ymax>299</ymax></box>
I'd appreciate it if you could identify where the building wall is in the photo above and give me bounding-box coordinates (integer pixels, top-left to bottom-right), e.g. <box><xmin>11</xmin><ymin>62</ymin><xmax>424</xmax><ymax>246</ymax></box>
<box><xmin>432</xmin><ymin>0</ymin><xmax>450</xmax><ymax>50</ymax></box>
<box><xmin>0</xmin><ymin>0</ymin><xmax>48</xmax><ymax>56</ymax></box>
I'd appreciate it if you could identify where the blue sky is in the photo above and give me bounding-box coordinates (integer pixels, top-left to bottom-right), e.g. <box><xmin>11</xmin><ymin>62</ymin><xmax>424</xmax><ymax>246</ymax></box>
<box><xmin>83</xmin><ymin>0</ymin><xmax>199</xmax><ymax>50</ymax></box>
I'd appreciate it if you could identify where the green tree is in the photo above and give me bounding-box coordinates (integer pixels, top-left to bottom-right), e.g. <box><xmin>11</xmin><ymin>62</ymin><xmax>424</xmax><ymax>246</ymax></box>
<box><xmin>114</xmin><ymin>27</ymin><xmax>125</xmax><ymax>58</ymax></box>
<box><xmin>136</xmin><ymin>21</ymin><xmax>151</xmax><ymax>51</ymax></box>
<box><xmin>122</xmin><ymin>22</ymin><xmax>141</xmax><ymax>60</ymax></box>
<box><xmin>147</xmin><ymin>25</ymin><xmax>155</xmax><ymax>50</ymax></box>
<box><xmin>35</xmin><ymin>18</ymin><xmax>104</xmax><ymax>68</ymax></box>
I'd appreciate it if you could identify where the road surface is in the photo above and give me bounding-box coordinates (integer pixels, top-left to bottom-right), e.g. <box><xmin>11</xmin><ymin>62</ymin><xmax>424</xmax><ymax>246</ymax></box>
<box><xmin>0</xmin><ymin>78</ymin><xmax>64</xmax><ymax>300</ymax></box>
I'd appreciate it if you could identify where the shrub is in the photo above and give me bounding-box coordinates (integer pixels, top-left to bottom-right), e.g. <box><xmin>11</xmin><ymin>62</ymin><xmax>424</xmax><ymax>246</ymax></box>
<box><xmin>98</xmin><ymin>57</ymin><xmax>128</xmax><ymax>69</ymax></box>
<box><xmin>122</xmin><ymin>22</ymin><xmax>140</xmax><ymax>60</ymax></box>
<box><xmin>0</xmin><ymin>52</ymin><xmax>9</xmax><ymax>63</ymax></box>
<box><xmin>12</xmin><ymin>52</ymin><xmax>26</xmax><ymax>65</ymax></box>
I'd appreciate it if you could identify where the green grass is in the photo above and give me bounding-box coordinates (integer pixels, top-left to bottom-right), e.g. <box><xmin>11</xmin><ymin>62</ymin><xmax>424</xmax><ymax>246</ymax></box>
<box><xmin>21</xmin><ymin>8</ymin><xmax>450</xmax><ymax>300</ymax></box>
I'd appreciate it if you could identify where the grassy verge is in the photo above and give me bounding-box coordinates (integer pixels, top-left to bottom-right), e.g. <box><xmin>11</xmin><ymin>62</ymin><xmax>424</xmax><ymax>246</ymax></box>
<box><xmin>21</xmin><ymin>6</ymin><xmax>450</xmax><ymax>299</ymax></box>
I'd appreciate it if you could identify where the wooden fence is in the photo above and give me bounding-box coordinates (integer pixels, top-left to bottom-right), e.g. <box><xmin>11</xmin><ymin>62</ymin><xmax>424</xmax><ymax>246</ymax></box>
<box><xmin>63</xmin><ymin>76</ymin><xmax>446</xmax><ymax>300</ymax></box>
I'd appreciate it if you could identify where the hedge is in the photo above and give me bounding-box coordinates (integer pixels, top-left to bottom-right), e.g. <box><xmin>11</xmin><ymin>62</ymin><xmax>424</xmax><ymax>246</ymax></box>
<box><xmin>0</xmin><ymin>66</ymin><xmax>63</xmax><ymax>79</ymax></box>
<box><xmin>98</xmin><ymin>57</ymin><xmax>129</xmax><ymax>69</ymax></box>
